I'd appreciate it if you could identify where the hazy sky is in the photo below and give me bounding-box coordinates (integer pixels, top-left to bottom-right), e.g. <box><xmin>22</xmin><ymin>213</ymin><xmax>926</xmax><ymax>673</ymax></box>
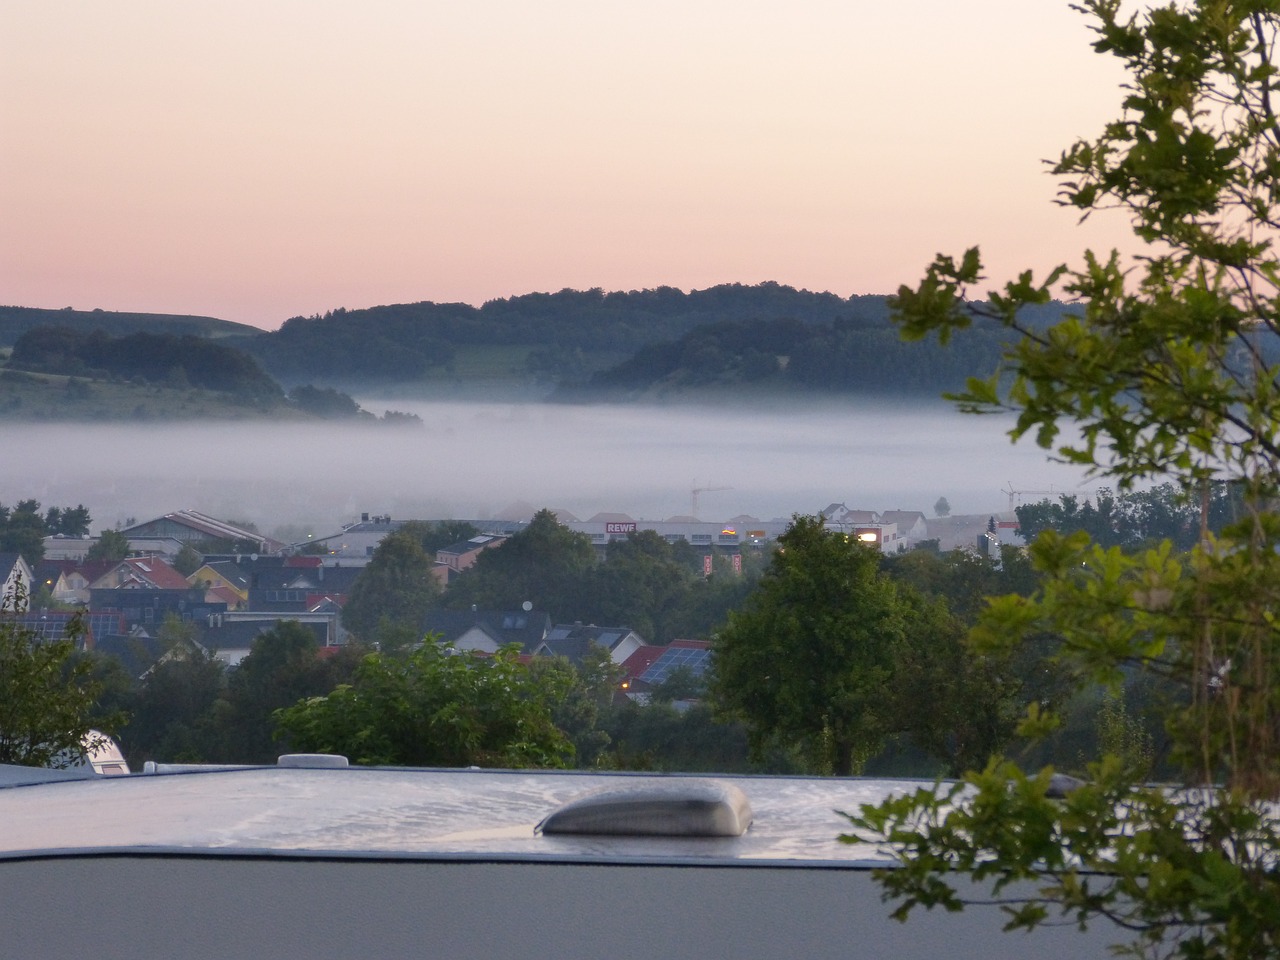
<box><xmin>2</xmin><ymin>1</ymin><xmax>1137</xmax><ymax>330</ymax></box>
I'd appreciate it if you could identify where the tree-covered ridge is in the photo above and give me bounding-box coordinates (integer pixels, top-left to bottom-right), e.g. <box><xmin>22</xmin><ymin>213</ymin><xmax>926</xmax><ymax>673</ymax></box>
<box><xmin>559</xmin><ymin>312</ymin><xmax>1022</xmax><ymax>398</ymax></box>
<box><xmin>10</xmin><ymin>327</ymin><xmax>283</xmax><ymax>401</ymax></box>
<box><xmin>234</xmin><ymin>283</ymin><xmax>894</xmax><ymax>386</ymax></box>
<box><xmin>0</xmin><ymin>305</ymin><xmax>257</xmax><ymax>348</ymax></box>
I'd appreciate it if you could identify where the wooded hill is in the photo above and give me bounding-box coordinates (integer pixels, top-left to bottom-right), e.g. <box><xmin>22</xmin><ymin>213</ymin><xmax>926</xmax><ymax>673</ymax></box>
<box><xmin>0</xmin><ymin>305</ymin><xmax>258</xmax><ymax>346</ymax></box>
<box><xmin>2</xmin><ymin>284</ymin><xmax>1078</xmax><ymax>403</ymax></box>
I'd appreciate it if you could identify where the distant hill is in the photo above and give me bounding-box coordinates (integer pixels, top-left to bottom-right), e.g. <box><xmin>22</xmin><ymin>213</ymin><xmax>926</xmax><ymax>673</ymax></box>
<box><xmin>230</xmin><ymin>284</ymin><xmax>892</xmax><ymax>389</ymax></box>
<box><xmin>553</xmin><ymin>314</ymin><xmax>1017</xmax><ymax>401</ymax></box>
<box><xmin>0</xmin><ymin>306</ymin><xmax>259</xmax><ymax>347</ymax></box>
<box><xmin>0</xmin><ymin>286</ymin><xmax>1082</xmax><ymax>403</ymax></box>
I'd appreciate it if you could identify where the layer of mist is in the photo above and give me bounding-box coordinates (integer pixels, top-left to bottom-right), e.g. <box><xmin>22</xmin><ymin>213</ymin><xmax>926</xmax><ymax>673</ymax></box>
<box><xmin>2</xmin><ymin>400</ymin><xmax>1096</xmax><ymax>536</ymax></box>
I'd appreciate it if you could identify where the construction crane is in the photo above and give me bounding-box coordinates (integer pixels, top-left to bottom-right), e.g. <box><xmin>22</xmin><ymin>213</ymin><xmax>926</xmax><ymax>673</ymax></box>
<box><xmin>691</xmin><ymin>483</ymin><xmax>732</xmax><ymax>519</ymax></box>
<box><xmin>1001</xmin><ymin>482</ymin><xmax>1062</xmax><ymax>513</ymax></box>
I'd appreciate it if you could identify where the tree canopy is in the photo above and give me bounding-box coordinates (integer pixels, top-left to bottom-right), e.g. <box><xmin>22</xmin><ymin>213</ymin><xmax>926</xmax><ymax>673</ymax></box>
<box><xmin>341</xmin><ymin>527</ymin><xmax>442</xmax><ymax>642</ymax></box>
<box><xmin>274</xmin><ymin>641</ymin><xmax>573</xmax><ymax>769</ymax></box>
<box><xmin>0</xmin><ymin>581</ymin><xmax>119</xmax><ymax>767</ymax></box>
<box><xmin>712</xmin><ymin>516</ymin><xmax>985</xmax><ymax>776</ymax></box>
<box><xmin>848</xmin><ymin>4</ymin><xmax>1280</xmax><ymax>957</ymax></box>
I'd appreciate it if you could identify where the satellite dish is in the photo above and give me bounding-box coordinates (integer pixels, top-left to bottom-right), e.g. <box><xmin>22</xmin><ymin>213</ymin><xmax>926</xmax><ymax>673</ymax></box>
<box><xmin>522</xmin><ymin>600</ymin><xmax>533</xmax><ymax>612</ymax></box>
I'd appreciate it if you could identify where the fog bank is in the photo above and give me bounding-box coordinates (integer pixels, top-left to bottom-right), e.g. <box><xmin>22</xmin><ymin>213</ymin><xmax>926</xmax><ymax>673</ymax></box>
<box><xmin>1</xmin><ymin>400</ymin><xmax>1095</xmax><ymax>535</ymax></box>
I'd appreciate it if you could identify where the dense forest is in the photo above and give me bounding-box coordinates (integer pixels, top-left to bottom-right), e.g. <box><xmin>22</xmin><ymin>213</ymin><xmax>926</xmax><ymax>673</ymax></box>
<box><xmin>2</xmin><ymin>284</ymin><xmax>1080</xmax><ymax>403</ymax></box>
<box><xmin>9</xmin><ymin>327</ymin><xmax>284</xmax><ymax>401</ymax></box>
<box><xmin>557</xmin><ymin>314</ymin><xmax>1015</xmax><ymax>399</ymax></box>
<box><xmin>230</xmin><ymin>283</ymin><xmax>887</xmax><ymax>386</ymax></box>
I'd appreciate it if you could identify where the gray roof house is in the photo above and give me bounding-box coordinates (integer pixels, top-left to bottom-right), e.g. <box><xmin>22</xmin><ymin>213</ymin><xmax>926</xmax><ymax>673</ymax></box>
<box><xmin>533</xmin><ymin>624</ymin><xmax>647</xmax><ymax>665</ymax></box>
<box><xmin>422</xmin><ymin>609</ymin><xmax>552</xmax><ymax>655</ymax></box>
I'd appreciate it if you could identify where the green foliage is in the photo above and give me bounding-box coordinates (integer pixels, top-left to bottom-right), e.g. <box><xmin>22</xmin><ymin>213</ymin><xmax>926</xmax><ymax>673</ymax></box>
<box><xmin>86</xmin><ymin>528</ymin><xmax>130</xmax><ymax>563</ymax></box>
<box><xmin>600</xmin><ymin>700</ymin><xmax>757</xmax><ymax>773</ymax></box>
<box><xmin>852</xmin><ymin>4</ymin><xmax>1280</xmax><ymax>957</ymax></box>
<box><xmin>933</xmin><ymin>496</ymin><xmax>951</xmax><ymax>518</ymax></box>
<box><xmin>10</xmin><ymin>327</ymin><xmax>283</xmax><ymax>401</ymax></box>
<box><xmin>0</xmin><ymin>580</ymin><xmax>120</xmax><ymax>767</ymax></box>
<box><xmin>273</xmin><ymin>641</ymin><xmax>573</xmax><ymax>769</ymax></box>
<box><xmin>528</xmin><ymin>646</ymin><xmax>621</xmax><ymax>767</ymax></box>
<box><xmin>565</xmin><ymin>308</ymin><xmax>1057</xmax><ymax>400</ymax></box>
<box><xmin>244</xmin><ymin>283</ymin><xmax>860</xmax><ymax>388</ymax></box>
<box><xmin>341</xmin><ymin>528</ymin><xmax>442</xmax><ymax>641</ymax></box>
<box><xmin>209</xmin><ymin>621</ymin><xmax>361</xmax><ymax>764</ymax></box>
<box><xmin>443</xmin><ymin>509</ymin><xmax>596</xmax><ymax>615</ymax></box>
<box><xmin>286</xmin><ymin>384</ymin><xmax>366</xmax><ymax>418</ymax></box>
<box><xmin>0</xmin><ymin>498</ymin><xmax>93</xmax><ymax>565</ymax></box>
<box><xmin>712</xmin><ymin>515</ymin><xmax>985</xmax><ymax>775</ymax></box>
<box><xmin>120</xmin><ymin>643</ymin><xmax>226</xmax><ymax>765</ymax></box>
<box><xmin>171</xmin><ymin>543</ymin><xmax>203</xmax><ymax>577</ymax></box>
<box><xmin>402</xmin><ymin>519</ymin><xmax>479</xmax><ymax>556</ymax></box>
<box><xmin>1015</xmin><ymin>483</ymin><xmax>1241</xmax><ymax>550</ymax></box>
<box><xmin>42</xmin><ymin>504</ymin><xmax>91</xmax><ymax>538</ymax></box>
<box><xmin>0</xmin><ymin>500</ymin><xmax>47</xmax><ymax>565</ymax></box>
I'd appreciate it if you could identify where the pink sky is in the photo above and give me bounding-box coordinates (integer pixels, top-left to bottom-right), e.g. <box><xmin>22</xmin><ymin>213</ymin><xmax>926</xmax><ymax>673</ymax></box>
<box><xmin>2</xmin><ymin>1</ymin><xmax>1138</xmax><ymax>331</ymax></box>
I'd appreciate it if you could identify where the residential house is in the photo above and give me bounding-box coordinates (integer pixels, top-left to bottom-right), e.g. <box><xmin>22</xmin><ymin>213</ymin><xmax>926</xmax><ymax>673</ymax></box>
<box><xmin>238</xmin><ymin>556</ymin><xmax>361</xmax><ymax>613</ymax></box>
<box><xmin>421</xmin><ymin>609</ymin><xmax>552</xmax><ymax>655</ymax></box>
<box><xmin>533</xmin><ymin>623</ymin><xmax>647</xmax><ymax>665</ymax></box>
<box><xmin>44</xmin><ymin>559</ymin><xmax>120</xmax><ymax>606</ymax></box>
<box><xmin>188</xmin><ymin>561</ymin><xmax>251</xmax><ymax>609</ymax></box>
<box><xmin>119</xmin><ymin>511</ymin><xmax>282</xmax><ymax>555</ymax></box>
<box><xmin>306</xmin><ymin>514</ymin><xmax>407</xmax><ymax>559</ymax></box>
<box><xmin>434</xmin><ymin>535</ymin><xmax>507</xmax><ymax>586</ymax></box>
<box><xmin>200</xmin><ymin>615</ymin><xmax>332</xmax><ymax>667</ymax></box>
<box><xmin>91</xmin><ymin>556</ymin><xmax>193</xmax><ymax>592</ymax></box>
<box><xmin>0</xmin><ymin>553</ymin><xmax>35</xmax><ymax>609</ymax></box>
<box><xmin>879</xmin><ymin>511</ymin><xmax>929</xmax><ymax>546</ymax></box>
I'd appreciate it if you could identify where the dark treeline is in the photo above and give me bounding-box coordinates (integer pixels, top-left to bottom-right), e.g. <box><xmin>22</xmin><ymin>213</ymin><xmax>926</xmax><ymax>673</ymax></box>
<box><xmin>4</xmin><ymin>285</ymin><xmax>1079</xmax><ymax>400</ymax></box>
<box><xmin>0</xmin><ymin>305</ymin><xmax>254</xmax><ymax>347</ymax></box>
<box><xmin>558</xmin><ymin>314</ymin><xmax>1015</xmax><ymax>398</ymax></box>
<box><xmin>4</xmin><ymin>327</ymin><xmax>416</xmax><ymax>422</ymax></box>
<box><xmin>235</xmin><ymin>283</ymin><xmax>894</xmax><ymax>385</ymax></box>
<box><xmin>10</xmin><ymin>327</ymin><xmax>283</xmax><ymax>401</ymax></box>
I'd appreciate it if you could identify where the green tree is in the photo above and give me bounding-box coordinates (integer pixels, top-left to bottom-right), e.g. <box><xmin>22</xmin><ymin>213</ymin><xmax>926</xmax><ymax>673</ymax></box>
<box><xmin>528</xmin><ymin>646</ymin><xmax>621</xmax><ymax>767</ymax></box>
<box><xmin>86</xmin><ymin>528</ymin><xmax>131</xmax><ymax>563</ymax></box>
<box><xmin>444</xmin><ymin>509</ymin><xmax>595</xmax><ymax>616</ymax></box>
<box><xmin>0</xmin><ymin>581</ymin><xmax>120</xmax><ymax>766</ymax></box>
<box><xmin>933</xmin><ymin>496</ymin><xmax>951</xmax><ymax>518</ymax></box>
<box><xmin>208</xmin><ymin>621</ymin><xmax>360</xmax><ymax>763</ymax></box>
<box><xmin>120</xmin><ymin>643</ymin><xmax>225</xmax><ymax>765</ymax></box>
<box><xmin>341</xmin><ymin>528</ymin><xmax>441</xmax><ymax>641</ymax></box>
<box><xmin>848</xmin><ymin>4</ymin><xmax>1280</xmax><ymax>957</ymax></box>
<box><xmin>583</xmin><ymin>531</ymin><xmax>699</xmax><ymax>642</ymax></box>
<box><xmin>274</xmin><ymin>641</ymin><xmax>573</xmax><ymax>769</ymax></box>
<box><xmin>171</xmin><ymin>543</ymin><xmax>203</xmax><ymax>577</ymax></box>
<box><xmin>0</xmin><ymin>499</ymin><xmax>48</xmax><ymax>565</ymax></box>
<box><xmin>712</xmin><ymin>515</ymin><xmax>950</xmax><ymax>776</ymax></box>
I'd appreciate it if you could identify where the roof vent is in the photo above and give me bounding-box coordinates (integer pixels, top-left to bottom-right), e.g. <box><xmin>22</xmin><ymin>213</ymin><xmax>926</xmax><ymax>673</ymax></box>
<box><xmin>277</xmin><ymin>753</ymin><xmax>349</xmax><ymax>768</ymax></box>
<box><xmin>537</xmin><ymin>779</ymin><xmax>751</xmax><ymax>837</ymax></box>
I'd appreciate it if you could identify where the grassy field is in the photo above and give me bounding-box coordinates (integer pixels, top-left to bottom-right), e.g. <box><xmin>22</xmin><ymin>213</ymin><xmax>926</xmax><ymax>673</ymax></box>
<box><xmin>0</xmin><ymin>369</ymin><xmax>309</xmax><ymax>421</ymax></box>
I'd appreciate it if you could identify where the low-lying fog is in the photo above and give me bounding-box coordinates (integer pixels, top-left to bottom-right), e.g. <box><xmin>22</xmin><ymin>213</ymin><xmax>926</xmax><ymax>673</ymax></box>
<box><xmin>3</xmin><ymin>400</ymin><xmax>1096</xmax><ymax>535</ymax></box>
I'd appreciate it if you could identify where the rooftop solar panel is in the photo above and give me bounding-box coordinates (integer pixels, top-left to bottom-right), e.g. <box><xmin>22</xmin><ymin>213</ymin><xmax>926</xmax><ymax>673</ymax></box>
<box><xmin>639</xmin><ymin>646</ymin><xmax>712</xmax><ymax>685</ymax></box>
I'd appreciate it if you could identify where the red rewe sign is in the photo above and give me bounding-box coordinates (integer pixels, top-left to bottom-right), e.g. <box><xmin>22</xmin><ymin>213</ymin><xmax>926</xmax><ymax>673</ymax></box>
<box><xmin>606</xmin><ymin>522</ymin><xmax>637</xmax><ymax>534</ymax></box>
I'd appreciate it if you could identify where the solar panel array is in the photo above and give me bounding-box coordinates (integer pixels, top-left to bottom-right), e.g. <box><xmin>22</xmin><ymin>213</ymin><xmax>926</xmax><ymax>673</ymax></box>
<box><xmin>639</xmin><ymin>646</ymin><xmax>712</xmax><ymax>685</ymax></box>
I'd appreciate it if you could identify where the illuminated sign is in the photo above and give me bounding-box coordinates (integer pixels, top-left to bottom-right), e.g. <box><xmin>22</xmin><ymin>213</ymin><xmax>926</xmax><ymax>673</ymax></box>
<box><xmin>721</xmin><ymin>528</ymin><xmax>736</xmax><ymax>536</ymax></box>
<box><xmin>606</xmin><ymin>522</ymin><xmax>638</xmax><ymax>534</ymax></box>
